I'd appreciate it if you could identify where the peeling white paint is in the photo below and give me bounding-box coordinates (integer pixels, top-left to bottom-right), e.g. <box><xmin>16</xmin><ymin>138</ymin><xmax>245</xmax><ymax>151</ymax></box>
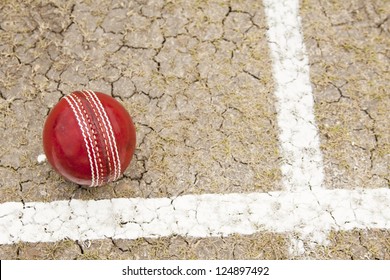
<box><xmin>0</xmin><ymin>189</ymin><xmax>389</xmax><ymax>245</ymax></box>
<box><xmin>263</xmin><ymin>0</ymin><xmax>329</xmax><ymax>254</ymax></box>
<box><xmin>263</xmin><ymin>0</ymin><xmax>324</xmax><ymax>193</ymax></box>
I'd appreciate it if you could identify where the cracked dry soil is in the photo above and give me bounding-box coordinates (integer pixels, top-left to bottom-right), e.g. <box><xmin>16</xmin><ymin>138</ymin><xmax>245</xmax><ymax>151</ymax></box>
<box><xmin>0</xmin><ymin>0</ymin><xmax>389</xmax><ymax>259</ymax></box>
<box><xmin>302</xmin><ymin>0</ymin><xmax>390</xmax><ymax>190</ymax></box>
<box><xmin>0</xmin><ymin>0</ymin><xmax>280</xmax><ymax>203</ymax></box>
<box><xmin>299</xmin><ymin>0</ymin><xmax>390</xmax><ymax>260</ymax></box>
<box><xmin>0</xmin><ymin>0</ymin><xmax>283</xmax><ymax>260</ymax></box>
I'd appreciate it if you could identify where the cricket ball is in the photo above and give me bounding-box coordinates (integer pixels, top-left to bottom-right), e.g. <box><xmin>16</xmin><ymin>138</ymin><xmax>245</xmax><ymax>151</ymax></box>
<box><xmin>43</xmin><ymin>90</ymin><xmax>136</xmax><ymax>187</ymax></box>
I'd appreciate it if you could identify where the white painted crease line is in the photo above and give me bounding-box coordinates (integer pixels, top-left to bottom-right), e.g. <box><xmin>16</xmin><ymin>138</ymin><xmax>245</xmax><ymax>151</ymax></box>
<box><xmin>0</xmin><ymin>0</ymin><xmax>388</xmax><ymax>257</ymax></box>
<box><xmin>263</xmin><ymin>0</ymin><xmax>330</xmax><ymax>255</ymax></box>
<box><xmin>0</xmin><ymin>189</ymin><xmax>390</xmax><ymax>244</ymax></box>
<box><xmin>263</xmin><ymin>0</ymin><xmax>324</xmax><ymax>192</ymax></box>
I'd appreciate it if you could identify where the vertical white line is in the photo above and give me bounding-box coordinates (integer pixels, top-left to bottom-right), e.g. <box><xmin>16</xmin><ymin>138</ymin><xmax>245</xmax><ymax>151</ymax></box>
<box><xmin>263</xmin><ymin>0</ymin><xmax>324</xmax><ymax>193</ymax></box>
<box><xmin>263</xmin><ymin>0</ymin><xmax>327</xmax><ymax>255</ymax></box>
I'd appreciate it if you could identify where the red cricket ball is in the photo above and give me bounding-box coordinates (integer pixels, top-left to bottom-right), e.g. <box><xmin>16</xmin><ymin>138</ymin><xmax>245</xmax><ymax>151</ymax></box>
<box><xmin>43</xmin><ymin>90</ymin><xmax>136</xmax><ymax>187</ymax></box>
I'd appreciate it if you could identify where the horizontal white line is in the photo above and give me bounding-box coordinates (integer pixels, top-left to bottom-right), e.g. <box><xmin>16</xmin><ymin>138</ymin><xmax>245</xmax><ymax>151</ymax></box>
<box><xmin>1</xmin><ymin>188</ymin><xmax>389</xmax><ymax>244</ymax></box>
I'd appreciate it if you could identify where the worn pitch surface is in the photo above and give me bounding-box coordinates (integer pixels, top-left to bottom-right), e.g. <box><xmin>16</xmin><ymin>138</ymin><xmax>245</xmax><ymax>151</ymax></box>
<box><xmin>0</xmin><ymin>0</ymin><xmax>389</xmax><ymax>259</ymax></box>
